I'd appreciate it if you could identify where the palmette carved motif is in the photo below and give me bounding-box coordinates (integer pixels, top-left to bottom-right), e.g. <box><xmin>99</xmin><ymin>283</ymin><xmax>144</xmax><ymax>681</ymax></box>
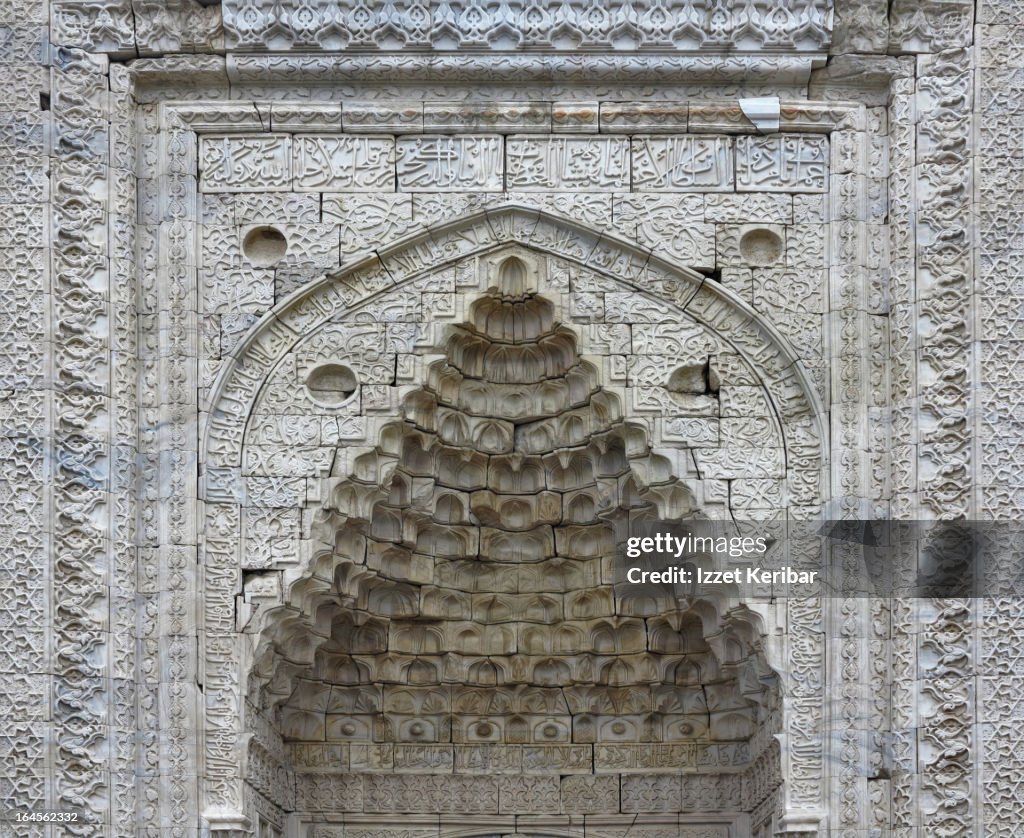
<box><xmin>53</xmin><ymin>0</ymin><xmax>223</xmax><ymax>56</ymax></box>
<box><xmin>915</xmin><ymin>49</ymin><xmax>973</xmax><ymax>522</ymax></box>
<box><xmin>219</xmin><ymin>0</ymin><xmax>832</xmax><ymax>52</ymax></box>
<box><xmin>50</xmin><ymin>48</ymin><xmax>112</xmax><ymax>837</ymax></box>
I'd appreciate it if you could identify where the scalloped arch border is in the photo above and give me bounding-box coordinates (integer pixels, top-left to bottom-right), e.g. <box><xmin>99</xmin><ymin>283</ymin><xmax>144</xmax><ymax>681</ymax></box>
<box><xmin>201</xmin><ymin>205</ymin><xmax>827</xmax><ymax>485</ymax></box>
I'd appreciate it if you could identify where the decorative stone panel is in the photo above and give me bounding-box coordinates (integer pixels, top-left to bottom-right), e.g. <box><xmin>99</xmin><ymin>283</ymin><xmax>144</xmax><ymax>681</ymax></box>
<box><xmin>736</xmin><ymin>135</ymin><xmax>830</xmax><ymax>193</ymax></box>
<box><xmin>506</xmin><ymin>137</ymin><xmax>630</xmax><ymax>191</ymax></box>
<box><xmin>293</xmin><ymin>135</ymin><xmax>396</xmax><ymax>191</ymax></box>
<box><xmin>219</xmin><ymin>0</ymin><xmax>833</xmax><ymax>53</ymax></box>
<box><xmin>632</xmin><ymin>137</ymin><xmax>735</xmax><ymax>192</ymax></box>
<box><xmin>396</xmin><ymin>135</ymin><xmax>505</xmax><ymax>191</ymax></box>
<box><xmin>8</xmin><ymin>3</ymin><xmax>1010</xmax><ymax>836</ymax></box>
<box><xmin>200</xmin><ymin>135</ymin><xmax>292</xmax><ymax>192</ymax></box>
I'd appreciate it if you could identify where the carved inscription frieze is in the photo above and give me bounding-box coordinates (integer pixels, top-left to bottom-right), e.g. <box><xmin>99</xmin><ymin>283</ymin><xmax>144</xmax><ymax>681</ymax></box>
<box><xmin>736</xmin><ymin>135</ymin><xmax>829</xmax><ymax>192</ymax></box>
<box><xmin>396</xmin><ymin>136</ymin><xmax>504</xmax><ymax>191</ymax></box>
<box><xmin>294</xmin><ymin>135</ymin><xmax>396</xmax><ymax>191</ymax></box>
<box><xmin>506</xmin><ymin>137</ymin><xmax>630</xmax><ymax>191</ymax></box>
<box><xmin>200</xmin><ymin>135</ymin><xmax>291</xmax><ymax>192</ymax></box>
<box><xmin>633</xmin><ymin>136</ymin><xmax>734</xmax><ymax>191</ymax></box>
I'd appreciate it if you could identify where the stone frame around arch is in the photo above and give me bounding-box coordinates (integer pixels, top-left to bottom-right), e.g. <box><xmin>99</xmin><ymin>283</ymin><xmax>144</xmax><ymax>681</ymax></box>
<box><xmin>32</xmin><ymin>35</ymin><xmax>980</xmax><ymax>834</ymax></box>
<box><xmin>197</xmin><ymin>204</ymin><xmax>829</xmax><ymax>836</ymax></box>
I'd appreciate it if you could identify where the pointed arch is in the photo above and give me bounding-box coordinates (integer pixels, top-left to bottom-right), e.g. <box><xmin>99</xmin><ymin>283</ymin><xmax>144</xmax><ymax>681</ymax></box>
<box><xmin>203</xmin><ymin>205</ymin><xmax>825</xmax><ymax>475</ymax></box>
<box><xmin>197</xmin><ymin>205</ymin><xmax>827</xmax><ymax>829</ymax></box>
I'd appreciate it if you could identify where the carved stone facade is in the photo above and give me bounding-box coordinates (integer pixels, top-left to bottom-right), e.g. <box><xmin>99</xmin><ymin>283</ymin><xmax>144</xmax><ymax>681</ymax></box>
<box><xmin>0</xmin><ymin>2</ymin><xmax>1020</xmax><ymax>838</ymax></box>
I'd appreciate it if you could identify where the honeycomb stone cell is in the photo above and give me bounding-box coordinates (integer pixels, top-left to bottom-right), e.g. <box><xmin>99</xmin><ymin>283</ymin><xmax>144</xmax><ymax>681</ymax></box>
<box><xmin>249</xmin><ymin>257</ymin><xmax>781</xmax><ymax>815</ymax></box>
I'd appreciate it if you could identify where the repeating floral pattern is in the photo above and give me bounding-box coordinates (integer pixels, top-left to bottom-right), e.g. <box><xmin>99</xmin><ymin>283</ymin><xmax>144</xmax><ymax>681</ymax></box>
<box><xmin>221</xmin><ymin>0</ymin><xmax>832</xmax><ymax>51</ymax></box>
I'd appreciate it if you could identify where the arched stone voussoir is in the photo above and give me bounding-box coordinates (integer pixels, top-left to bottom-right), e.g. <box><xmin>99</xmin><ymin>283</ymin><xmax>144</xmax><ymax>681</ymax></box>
<box><xmin>680</xmin><ymin>282</ymin><xmax>826</xmax><ymax>427</ymax></box>
<box><xmin>361</xmin><ymin>203</ymin><xmax>663</xmax><ymax>290</ymax></box>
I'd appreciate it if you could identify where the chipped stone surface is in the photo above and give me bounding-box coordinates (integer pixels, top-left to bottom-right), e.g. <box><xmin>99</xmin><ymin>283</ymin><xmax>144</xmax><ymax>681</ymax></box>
<box><xmin>2</xmin><ymin>4</ymin><xmax>1019</xmax><ymax>838</ymax></box>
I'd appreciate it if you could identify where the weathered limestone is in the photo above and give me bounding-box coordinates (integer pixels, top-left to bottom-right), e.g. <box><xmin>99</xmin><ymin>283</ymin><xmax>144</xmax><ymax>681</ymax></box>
<box><xmin>1</xmin><ymin>2</ymin><xmax>1020</xmax><ymax>838</ymax></box>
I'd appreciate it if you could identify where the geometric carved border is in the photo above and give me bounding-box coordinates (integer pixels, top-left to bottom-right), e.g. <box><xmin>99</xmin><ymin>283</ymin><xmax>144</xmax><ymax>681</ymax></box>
<box><xmin>135</xmin><ymin>98</ymin><xmax>870</xmax><ymax>837</ymax></box>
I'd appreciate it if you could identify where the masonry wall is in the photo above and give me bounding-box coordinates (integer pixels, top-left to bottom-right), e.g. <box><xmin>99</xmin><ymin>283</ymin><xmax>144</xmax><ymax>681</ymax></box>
<box><xmin>0</xmin><ymin>2</ymin><xmax>1019</xmax><ymax>838</ymax></box>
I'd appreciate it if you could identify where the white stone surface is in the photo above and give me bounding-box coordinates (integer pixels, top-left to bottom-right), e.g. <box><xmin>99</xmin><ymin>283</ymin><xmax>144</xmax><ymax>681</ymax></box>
<box><xmin>0</xmin><ymin>3</ymin><xmax>1019</xmax><ymax>838</ymax></box>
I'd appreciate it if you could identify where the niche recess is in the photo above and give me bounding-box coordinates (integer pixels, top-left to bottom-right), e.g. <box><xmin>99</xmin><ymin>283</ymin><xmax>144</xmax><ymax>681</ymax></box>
<box><xmin>243</xmin><ymin>255</ymin><xmax>783</xmax><ymax>826</ymax></box>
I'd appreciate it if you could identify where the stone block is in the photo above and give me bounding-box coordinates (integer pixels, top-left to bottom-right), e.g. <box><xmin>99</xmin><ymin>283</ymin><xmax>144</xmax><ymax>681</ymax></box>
<box><xmin>199</xmin><ymin>134</ymin><xmax>291</xmax><ymax>192</ymax></box>
<box><xmin>552</xmin><ymin>102</ymin><xmax>599</xmax><ymax>133</ymax></box>
<box><xmin>560</xmin><ymin>774</ymin><xmax>619</xmax><ymax>813</ymax></box>
<box><xmin>632</xmin><ymin>136</ymin><xmax>734</xmax><ymax>191</ymax></box>
<box><xmin>499</xmin><ymin>775</ymin><xmax>561</xmax><ymax>813</ymax></box>
<box><xmin>424</xmin><ymin>102</ymin><xmax>551</xmax><ymax>133</ymax></box>
<box><xmin>736</xmin><ymin>135</ymin><xmax>829</xmax><ymax>193</ymax></box>
<box><xmin>507</xmin><ymin>136</ymin><xmax>630</xmax><ymax>191</ymax></box>
<box><xmin>293</xmin><ymin>135</ymin><xmax>395</xmax><ymax>191</ymax></box>
<box><xmin>396</xmin><ymin>135</ymin><xmax>504</xmax><ymax>191</ymax></box>
<box><xmin>270</xmin><ymin>103</ymin><xmax>341</xmax><ymax>132</ymax></box>
<box><xmin>344</xmin><ymin>102</ymin><xmax>423</xmax><ymax>133</ymax></box>
<box><xmin>600</xmin><ymin>103</ymin><xmax>688</xmax><ymax>133</ymax></box>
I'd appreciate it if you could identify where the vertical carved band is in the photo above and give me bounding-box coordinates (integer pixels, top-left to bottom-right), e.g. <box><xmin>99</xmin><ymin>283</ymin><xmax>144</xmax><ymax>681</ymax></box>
<box><xmin>886</xmin><ymin>58</ymin><xmax>918</xmax><ymax>838</ymax></box>
<box><xmin>109</xmin><ymin>62</ymin><xmax>140</xmax><ymax>838</ymax></box>
<box><xmin>50</xmin><ymin>47</ymin><xmax>111</xmax><ymax>836</ymax></box>
<box><xmin>159</xmin><ymin>108</ymin><xmax>201</xmax><ymax>837</ymax></box>
<box><xmin>0</xmin><ymin>4</ymin><xmax>51</xmax><ymax>834</ymax></box>
<box><xmin>915</xmin><ymin>46</ymin><xmax>975</xmax><ymax>838</ymax></box>
<box><xmin>976</xmin><ymin>6</ymin><xmax>1024</xmax><ymax>835</ymax></box>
